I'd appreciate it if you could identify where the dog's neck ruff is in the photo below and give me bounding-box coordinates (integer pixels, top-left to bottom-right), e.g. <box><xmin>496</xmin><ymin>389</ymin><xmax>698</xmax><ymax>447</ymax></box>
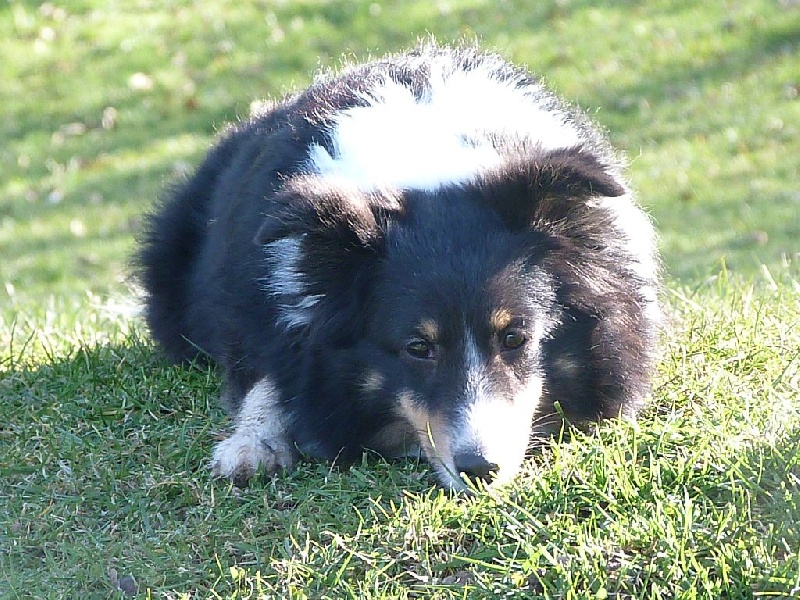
<box><xmin>305</xmin><ymin>63</ymin><xmax>581</xmax><ymax>192</ymax></box>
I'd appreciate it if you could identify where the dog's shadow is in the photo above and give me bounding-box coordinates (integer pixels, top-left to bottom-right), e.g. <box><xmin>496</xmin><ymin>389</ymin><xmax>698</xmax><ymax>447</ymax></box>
<box><xmin>0</xmin><ymin>332</ymin><xmax>440</xmax><ymax>501</ymax></box>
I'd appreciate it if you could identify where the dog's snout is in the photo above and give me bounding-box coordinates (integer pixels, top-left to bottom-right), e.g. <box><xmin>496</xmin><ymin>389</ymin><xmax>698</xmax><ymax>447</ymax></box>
<box><xmin>454</xmin><ymin>451</ymin><xmax>498</xmax><ymax>483</ymax></box>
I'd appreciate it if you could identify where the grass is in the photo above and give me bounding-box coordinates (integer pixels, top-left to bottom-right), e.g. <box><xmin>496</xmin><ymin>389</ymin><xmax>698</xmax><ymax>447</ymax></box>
<box><xmin>1</xmin><ymin>0</ymin><xmax>799</xmax><ymax>597</ymax></box>
<box><xmin>2</xmin><ymin>276</ymin><xmax>798</xmax><ymax>598</ymax></box>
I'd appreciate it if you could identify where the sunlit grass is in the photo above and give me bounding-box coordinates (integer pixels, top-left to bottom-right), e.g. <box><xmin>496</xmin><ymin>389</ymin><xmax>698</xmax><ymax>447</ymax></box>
<box><xmin>2</xmin><ymin>0</ymin><xmax>799</xmax><ymax>597</ymax></box>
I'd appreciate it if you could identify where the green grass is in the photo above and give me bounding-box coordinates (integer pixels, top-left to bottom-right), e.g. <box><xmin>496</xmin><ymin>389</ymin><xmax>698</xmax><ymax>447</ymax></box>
<box><xmin>1</xmin><ymin>0</ymin><xmax>799</xmax><ymax>597</ymax></box>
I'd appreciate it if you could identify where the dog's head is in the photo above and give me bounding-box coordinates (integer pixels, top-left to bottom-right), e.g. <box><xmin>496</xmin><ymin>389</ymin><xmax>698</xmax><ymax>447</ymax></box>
<box><xmin>256</xmin><ymin>146</ymin><xmax>628</xmax><ymax>489</ymax></box>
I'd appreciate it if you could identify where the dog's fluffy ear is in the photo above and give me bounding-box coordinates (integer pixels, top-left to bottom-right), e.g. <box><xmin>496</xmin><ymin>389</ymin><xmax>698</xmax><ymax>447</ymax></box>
<box><xmin>254</xmin><ymin>177</ymin><xmax>401</xmax><ymax>336</ymax></box>
<box><xmin>528</xmin><ymin>146</ymin><xmax>626</xmax><ymax>201</ymax></box>
<box><xmin>254</xmin><ymin>177</ymin><xmax>391</xmax><ymax>249</ymax></box>
<box><xmin>477</xmin><ymin>145</ymin><xmax>626</xmax><ymax>233</ymax></box>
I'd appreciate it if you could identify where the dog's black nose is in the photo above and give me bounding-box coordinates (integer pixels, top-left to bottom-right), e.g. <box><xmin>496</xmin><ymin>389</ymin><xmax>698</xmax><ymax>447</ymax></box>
<box><xmin>454</xmin><ymin>451</ymin><xmax>498</xmax><ymax>483</ymax></box>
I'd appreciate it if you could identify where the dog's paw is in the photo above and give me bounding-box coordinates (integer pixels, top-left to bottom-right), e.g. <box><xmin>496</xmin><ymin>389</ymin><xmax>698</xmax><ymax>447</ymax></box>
<box><xmin>211</xmin><ymin>432</ymin><xmax>295</xmax><ymax>487</ymax></box>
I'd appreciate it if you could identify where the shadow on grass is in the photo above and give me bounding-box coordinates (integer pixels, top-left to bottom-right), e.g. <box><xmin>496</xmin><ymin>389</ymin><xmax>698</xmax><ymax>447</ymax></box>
<box><xmin>0</xmin><ymin>330</ymin><xmax>433</xmax><ymax>500</ymax></box>
<box><xmin>0</xmin><ymin>332</ymin><xmax>433</xmax><ymax>595</ymax></box>
<box><xmin>2</xmin><ymin>325</ymin><xmax>798</xmax><ymax>596</ymax></box>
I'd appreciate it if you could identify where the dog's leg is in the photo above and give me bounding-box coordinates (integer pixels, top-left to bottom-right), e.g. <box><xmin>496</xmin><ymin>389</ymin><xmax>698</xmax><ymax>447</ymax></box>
<box><xmin>210</xmin><ymin>377</ymin><xmax>296</xmax><ymax>486</ymax></box>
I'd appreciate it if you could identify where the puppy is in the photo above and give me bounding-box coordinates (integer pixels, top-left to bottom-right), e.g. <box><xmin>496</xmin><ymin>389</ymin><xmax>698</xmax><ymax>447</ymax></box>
<box><xmin>136</xmin><ymin>43</ymin><xmax>660</xmax><ymax>490</ymax></box>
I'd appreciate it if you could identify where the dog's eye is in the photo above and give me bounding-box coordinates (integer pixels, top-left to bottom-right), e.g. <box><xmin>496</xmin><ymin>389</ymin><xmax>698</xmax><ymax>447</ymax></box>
<box><xmin>501</xmin><ymin>330</ymin><xmax>526</xmax><ymax>351</ymax></box>
<box><xmin>406</xmin><ymin>339</ymin><xmax>435</xmax><ymax>360</ymax></box>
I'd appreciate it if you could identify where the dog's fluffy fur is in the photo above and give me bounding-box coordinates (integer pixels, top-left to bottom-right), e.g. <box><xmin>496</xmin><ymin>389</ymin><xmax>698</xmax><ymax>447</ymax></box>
<box><xmin>136</xmin><ymin>44</ymin><xmax>660</xmax><ymax>490</ymax></box>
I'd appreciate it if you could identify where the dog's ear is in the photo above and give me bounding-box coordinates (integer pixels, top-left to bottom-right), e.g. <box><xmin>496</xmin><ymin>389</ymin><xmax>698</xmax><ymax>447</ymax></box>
<box><xmin>477</xmin><ymin>145</ymin><xmax>626</xmax><ymax>233</ymax></box>
<box><xmin>254</xmin><ymin>178</ymin><xmax>389</xmax><ymax>248</ymax></box>
<box><xmin>254</xmin><ymin>177</ymin><xmax>401</xmax><ymax>336</ymax></box>
<box><xmin>528</xmin><ymin>145</ymin><xmax>626</xmax><ymax>201</ymax></box>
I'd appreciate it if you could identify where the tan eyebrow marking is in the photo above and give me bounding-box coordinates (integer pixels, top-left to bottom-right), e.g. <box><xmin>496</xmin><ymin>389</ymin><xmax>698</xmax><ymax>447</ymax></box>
<box><xmin>417</xmin><ymin>318</ymin><xmax>440</xmax><ymax>341</ymax></box>
<box><xmin>491</xmin><ymin>308</ymin><xmax>513</xmax><ymax>331</ymax></box>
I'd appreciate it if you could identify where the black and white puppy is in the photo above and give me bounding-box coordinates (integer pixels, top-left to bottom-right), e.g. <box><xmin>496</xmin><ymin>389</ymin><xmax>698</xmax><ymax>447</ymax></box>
<box><xmin>136</xmin><ymin>44</ymin><xmax>660</xmax><ymax>490</ymax></box>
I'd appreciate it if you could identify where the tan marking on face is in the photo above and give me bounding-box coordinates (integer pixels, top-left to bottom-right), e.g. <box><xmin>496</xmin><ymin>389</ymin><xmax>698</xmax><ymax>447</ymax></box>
<box><xmin>366</xmin><ymin>421</ymin><xmax>418</xmax><ymax>458</ymax></box>
<box><xmin>490</xmin><ymin>308</ymin><xmax>513</xmax><ymax>332</ymax></box>
<box><xmin>417</xmin><ymin>318</ymin><xmax>440</xmax><ymax>341</ymax></box>
<box><xmin>361</xmin><ymin>369</ymin><xmax>385</xmax><ymax>393</ymax></box>
<box><xmin>397</xmin><ymin>392</ymin><xmax>464</xmax><ymax>489</ymax></box>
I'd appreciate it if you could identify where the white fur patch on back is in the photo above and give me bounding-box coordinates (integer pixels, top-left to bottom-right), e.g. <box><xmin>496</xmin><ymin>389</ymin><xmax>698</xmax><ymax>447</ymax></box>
<box><xmin>306</xmin><ymin>62</ymin><xmax>581</xmax><ymax>191</ymax></box>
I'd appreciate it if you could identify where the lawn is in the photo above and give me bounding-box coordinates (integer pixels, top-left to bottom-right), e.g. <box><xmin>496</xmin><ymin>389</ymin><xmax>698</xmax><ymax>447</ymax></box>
<box><xmin>1</xmin><ymin>0</ymin><xmax>799</xmax><ymax>598</ymax></box>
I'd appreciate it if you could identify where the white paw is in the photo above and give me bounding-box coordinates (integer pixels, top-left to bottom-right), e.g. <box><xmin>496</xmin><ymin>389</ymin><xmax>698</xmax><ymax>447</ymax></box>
<box><xmin>211</xmin><ymin>431</ymin><xmax>295</xmax><ymax>486</ymax></box>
